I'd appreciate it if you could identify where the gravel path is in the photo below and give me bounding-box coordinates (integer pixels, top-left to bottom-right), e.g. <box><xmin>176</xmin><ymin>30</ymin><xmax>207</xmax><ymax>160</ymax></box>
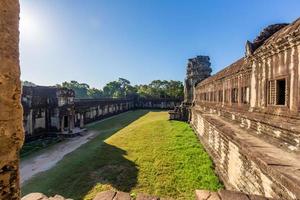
<box><xmin>20</xmin><ymin>130</ymin><xmax>98</xmax><ymax>185</ymax></box>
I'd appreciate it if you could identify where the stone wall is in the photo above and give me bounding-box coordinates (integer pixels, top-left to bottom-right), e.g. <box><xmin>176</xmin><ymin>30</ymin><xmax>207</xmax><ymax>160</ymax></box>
<box><xmin>74</xmin><ymin>98</ymin><xmax>135</xmax><ymax>126</ymax></box>
<box><xmin>189</xmin><ymin>18</ymin><xmax>300</xmax><ymax>199</ymax></box>
<box><xmin>0</xmin><ymin>1</ymin><xmax>24</xmax><ymax>199</ymax></box>
<box><xmin>191</xmin><ymin>110</ymin><xmax>300</xmax><ymax>199</ymax></box>
<box><xmin>74</xmin><ymin>98</ymin><xmax>181</xmax><ymax>126</ymax></box>
<box><xmin>22</xmin><ymin>86</ymin><xmax>76</xmax><ymax>140</ymax></box>
<box><xmin>135</xmin><ymin>98</ymin><xmax>182</xmax><ymax>109</ymax></box>
<box><xmin>22</xmin><ymin>93</ymin><xmax>182</xmax><ymax>140</ymax></box>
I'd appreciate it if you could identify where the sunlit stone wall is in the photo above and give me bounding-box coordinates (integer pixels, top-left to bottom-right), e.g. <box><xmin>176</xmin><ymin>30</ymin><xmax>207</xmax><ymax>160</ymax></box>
<box><xmin>0</xmin><ymin>0</ymin><xmax>24</xmax><ymax>199</ymax></box>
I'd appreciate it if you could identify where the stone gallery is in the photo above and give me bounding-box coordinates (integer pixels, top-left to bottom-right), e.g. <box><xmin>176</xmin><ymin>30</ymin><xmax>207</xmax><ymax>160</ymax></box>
<box><xmin>171</xmin><ymin>18</ymin><xmax>300</xmax><ymax>199</ymax></box>
<box><xmin>1</xmin><ymin>0</ymin><xmax>300</xmax><ymax>199</ymax></box>
<box><xmin>22</xmin><ymin>85</ymin><xmax>180</xmax><ymax>140</ymax></box>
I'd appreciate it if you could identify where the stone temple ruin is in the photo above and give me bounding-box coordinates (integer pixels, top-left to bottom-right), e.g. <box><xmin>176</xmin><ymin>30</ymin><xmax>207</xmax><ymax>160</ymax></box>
<box><xmin>1</xmin><ymin>0</ymin><xmax>300</xmax><ymax>199</ymax></box>
<box><xmin>21</xmin><ymin>85</ymin><xmax>180</xmax><ymax>141</ymax></box>
<box><xmin>169</xmin><ymin>56</ymin><xmax>212</xmax><ymax>121</ymax></box>
<box><xmin>171</xmin><ymin>18</ymin><xmax>300</xmax><ymax>199</ymax></box>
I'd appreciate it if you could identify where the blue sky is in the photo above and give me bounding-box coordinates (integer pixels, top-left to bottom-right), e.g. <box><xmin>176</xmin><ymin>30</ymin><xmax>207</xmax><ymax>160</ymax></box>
<box><xmin>20</xmin><ymin>0</ymin><xmax>300</xmax><ymax>88</ymax></box>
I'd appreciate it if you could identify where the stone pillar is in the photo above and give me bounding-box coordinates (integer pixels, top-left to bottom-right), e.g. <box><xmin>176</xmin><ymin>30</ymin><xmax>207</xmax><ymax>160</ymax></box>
<box><xmin>80</xmin><ymin>114</ymin><xmax>84</xmax><ymax>128</ymax></box>
<box><xmin>0</xmin><ymin>1</ymin><xmax>23</xmax><ymax>199</ymax></box>
<box><xmin>69</xmin><ymin>115</ymin><xmax>74</xmax><ymax>131</ymax></box>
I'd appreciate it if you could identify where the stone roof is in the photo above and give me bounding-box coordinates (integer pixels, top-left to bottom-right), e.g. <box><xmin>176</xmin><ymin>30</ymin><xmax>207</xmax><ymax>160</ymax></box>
<box><xmin>196</xmin><ymin>58</ymin><xmax>245</xmax><ymax>87</ymax></box>
<box><xmin>22</xmin><ymin>86</ymin><xmax>75</xmax><ymax>97</ymax></box>
<box><xmin>196</xmin><ymin>17</ymin><xmax>300</xmax><ymax>88</ymax></box>
<box><xmin>254</xmin><ymin>17</ymin><xmax>300</xmax><ymax>52</ymax></box>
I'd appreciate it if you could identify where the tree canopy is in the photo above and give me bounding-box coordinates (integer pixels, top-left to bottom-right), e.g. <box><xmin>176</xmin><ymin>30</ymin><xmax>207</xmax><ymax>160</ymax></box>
<box><xmin>35</xmin><ymin>78</ymin><xmax>183</xmax><ymax>99</ymax></box>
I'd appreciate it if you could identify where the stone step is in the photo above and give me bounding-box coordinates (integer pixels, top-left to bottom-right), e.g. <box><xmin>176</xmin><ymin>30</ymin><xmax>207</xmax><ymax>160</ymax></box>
<box><xmin>206</xmin><ymin>113</ymin><xmax>300</xmax><ymax>185</ymax></box>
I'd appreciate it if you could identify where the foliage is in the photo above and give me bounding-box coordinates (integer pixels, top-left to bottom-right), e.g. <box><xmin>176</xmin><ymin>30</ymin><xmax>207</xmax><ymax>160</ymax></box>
<box><xmin>58</xmin><ymin>80</ymin><xmax>91</xmax><ymax>98</ymax></box>
<box><xmin>87</xmin><ymin>88</ymin><xmax>103</xmax><ymax>98</ymax></box>
<box><xmin>21</xmin><ymin>111</ymin><xmax>222</xmax><ymax>200</ymax></box>
<box><xmin>22</xmin><ymin>80</ymin><xmax>37</xmax><ymax>87</ymax></box>
<box><xmin>136</xmin><ymin>80</ymin><xmax>183</xmax><ymax>98</ymax></box>
<box><xmin>103</xmin><ymin>78</ymin><xmax>138</xmax><ymax>98</ymax></box>
<box><xmin>25</xmin><ymin>78</ymin><xmax>183</xmax><ymax>99</ymax></box>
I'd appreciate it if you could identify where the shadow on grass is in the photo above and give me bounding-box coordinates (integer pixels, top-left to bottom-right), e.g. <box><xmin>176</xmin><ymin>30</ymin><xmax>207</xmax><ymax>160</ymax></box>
<box><xmin>21</xmin><ymin>110</ymin><xmax>150</xmax><ymax>200</ymax></box>
<box><xmin>90</xmin><ymin>142</ymin><xmax>138</xmax><ymax>192</ymax></box>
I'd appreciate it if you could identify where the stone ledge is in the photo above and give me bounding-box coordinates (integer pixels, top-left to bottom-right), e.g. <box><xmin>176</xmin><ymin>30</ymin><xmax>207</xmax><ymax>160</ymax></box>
<box><xmin>191</xmin><ymin>111</ymin><xmax>300</xmax><ymax>199</ymax></box>
<box><xmin>195</xmin><ymin>190</ymin><xmax>273</xmax><ymax>200</ymax></box>
<box><xmin>21</xmin><ymin>193</ymin><xmax>73</xmax><ymax>200</ymax></box>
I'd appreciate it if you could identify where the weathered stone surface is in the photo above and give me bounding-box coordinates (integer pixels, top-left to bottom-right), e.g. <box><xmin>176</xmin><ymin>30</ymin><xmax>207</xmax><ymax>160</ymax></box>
<box><xmin>184</xmin><ymin>56</ymin><xmax>212</xmax><ymax>104</ymax></box>
<box><xmin>169</xmin><ymin>55</ymin><xmax>212</xmax><ymax>121</ymax></box>
<box><xmin>195</xmin><ymin>190</ymin><xmax>220</xmax><ymax>200</ymax></box>
<box><xmin>208</xmin><ymin>192</ymin><xmax>221</xmax><ymax>200</ymax></box>
<box><xmin>248</xmin><ymin>195</ymin><xmax>270</xmax><ymax>200</ymax></box>
<box><xmin>49</xmin><ymin>194</ymin><xmax>67</xmax><ymax>200</ymax></box>
<box><xmin>21</xmin><ymin>193</ymin><xmax>48</xmax><ymax>200</ymax></box>
<box><xmin>93</xmin><ymin>190</ymin><xmax>116</xmax><ymax>200</ymax></box>
<box><xmin>218</xmin><ymin>190</ymin><xmax>249</xmax><ymax>200</ymax></box>
<box><xmin>195</xmin><ymin>189</ymin><xmax>273</xmax><ymax>200</ymax></box>
<box><xmin>113</xmin><ymin>191</ymin><xmax>131</xmax><ymax>200</ymax></box>
<box><xmin>0</xmin><ymin>0</ymin><xmax>24</xmax><ymax>199</ymax></box>
<box><xmin>196</xmin><ymin>190</ymin><xmax>211</xmax><ymax>200</ymax></box>
<box><xmin>189</xmin><ymin>17</ymin><xmax>300</xmax><ymax>200</ymax></box>
<box><xmin>22</xmin><ymin>193</ymin><xmax>74</xmax><ymax>200</ymax></box>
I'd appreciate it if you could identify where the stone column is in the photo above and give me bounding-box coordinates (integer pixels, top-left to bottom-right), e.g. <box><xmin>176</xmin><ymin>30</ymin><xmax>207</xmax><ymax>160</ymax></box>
<box><xmin>0</xmin><ymin>1</ymin><xmax>23</xmax><ymax>199</ymax></box>
<box><xmin>80</xmin><ymin>114</ymin><xmax>84</xmax><ymax>128</ymax></box>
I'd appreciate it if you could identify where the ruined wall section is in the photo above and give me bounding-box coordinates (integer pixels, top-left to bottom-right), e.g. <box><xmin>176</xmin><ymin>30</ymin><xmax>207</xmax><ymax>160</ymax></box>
<box><xmin>0</xmin><ymin>1</ymin><xmax>23</xmax><ymax>199</ymax></box>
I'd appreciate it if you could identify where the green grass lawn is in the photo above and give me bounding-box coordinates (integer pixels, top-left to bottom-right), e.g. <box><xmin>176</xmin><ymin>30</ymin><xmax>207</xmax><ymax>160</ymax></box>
<box><xmin>21</xmin><ymin>110</ymin><xmax>222</xmax><ymax>200</ymax></box>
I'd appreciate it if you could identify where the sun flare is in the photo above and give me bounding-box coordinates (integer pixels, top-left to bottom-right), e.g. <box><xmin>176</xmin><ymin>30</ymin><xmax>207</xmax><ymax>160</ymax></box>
<box><xmin>20</xmin><ymin>9</ymin><xmax>43</xmax><ymax>42</ymax></box>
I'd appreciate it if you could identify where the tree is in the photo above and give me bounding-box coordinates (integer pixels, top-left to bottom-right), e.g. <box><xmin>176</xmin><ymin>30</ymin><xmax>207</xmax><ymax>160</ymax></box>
<box><xmin>87</xmin><ymin>88</ymin><xmax>103</xmax><ymax>98</ymax></box>
<box><xmin>57</xmin><ymin>78</ymin><xmax>183</xmax><ymax>99</ymax></box>
<box><xmin>22</xmin><ymin>80</ymin><xmax>36</xmax><ymax>87</ymax></box>
<box><xmin>165</xmin><ymin>80</ymin><xmax>184</xmax><ymax>98</ymax></box>
<box><xmin>136</xmin><ymin>80</ymin><xmax>183</xmax><ymax>99</ymax></box>
<box><xmin>102</xmin><ymin>78</ymin><xmax>135</xmax><ymax>98</ymax></box>
<box><xmin>61</xmin><ymin>80</ymin><xmax>90</xmax><ymax>98</ymax></box>
<box><xmin>136</xmin><ymin>84</ymin><xmax>150</xmax><ymax>98</ymax></box>
<box><xmin>103</xmin><ymin>81</ymin><xmax>122</xmax><ymax>97</ymax></box>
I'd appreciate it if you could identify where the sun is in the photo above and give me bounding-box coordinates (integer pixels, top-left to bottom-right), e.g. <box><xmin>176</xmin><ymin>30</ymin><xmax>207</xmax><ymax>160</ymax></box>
<box><xmin>20</xmin><ymin>7</ymin><xmax>42</xmax><ymax>43</ymax></box>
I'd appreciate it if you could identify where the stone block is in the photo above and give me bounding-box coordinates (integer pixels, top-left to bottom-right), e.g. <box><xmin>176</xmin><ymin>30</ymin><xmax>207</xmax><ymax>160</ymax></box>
<box><xmin>218</xmin><ymin>190</ymin><xmax>249</xmax><ymax>200</ymax></box>
<box><xmin>195</xmin><ymin>190</ymin><xmax>220</xmax><ymax>200</ymax></box>
<box><xmin>113</xmin><ymin>191</ymin><xmax>131</xmax><ymax>200</ymax></box>
<box><xmin>195</xmin><ymin>190</ymin><xmax>210</xmax><ymax>200</ymax></box>
<box><xmin>21</xmin><ymin>193</ymin><xmax>49</xmax><ymax>200</ymax></box>
<box><xmin>248</xmin><ymin>194</ymin><xmax>269</xmax><ymax>200</ymax></box>
<box><xmin>93</xmin><ymin>190</ymin><xmax>116</xmax><ymax>200</ymax></box>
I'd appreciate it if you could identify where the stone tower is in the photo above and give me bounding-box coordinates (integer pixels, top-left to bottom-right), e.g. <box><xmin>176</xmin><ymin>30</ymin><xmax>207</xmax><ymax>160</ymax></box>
<box><xmin>184</xmin><ymin>56</ymin><xmax>212</xmax><ymax>104</ymax></box>
<box><xmin>169</xmin><ymin>55</ymin><xmax>212</xmax><ymax>122</ymax></box>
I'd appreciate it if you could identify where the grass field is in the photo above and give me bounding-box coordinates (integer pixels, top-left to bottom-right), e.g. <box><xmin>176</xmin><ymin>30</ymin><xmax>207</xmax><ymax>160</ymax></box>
<box><xmin>21</xmin><ymin>110</ymin><xmax>222</xmax><ymax>200</ymax></box>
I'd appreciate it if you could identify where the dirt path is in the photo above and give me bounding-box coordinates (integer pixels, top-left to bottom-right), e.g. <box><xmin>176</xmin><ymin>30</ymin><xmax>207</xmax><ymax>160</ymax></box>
<box><xmin>20</xmin><ymin>130</ymin><xmax>99</xmax><ymax>185</ymax></box>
